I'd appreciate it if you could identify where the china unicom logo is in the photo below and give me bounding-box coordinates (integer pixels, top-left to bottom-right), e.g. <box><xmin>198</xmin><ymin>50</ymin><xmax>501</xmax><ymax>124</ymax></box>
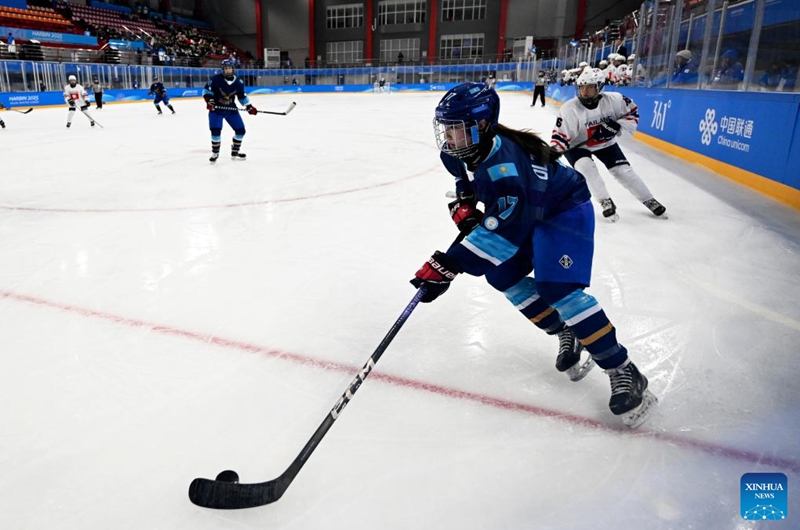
<box><xmin>740</xmin><ymin>473</ymin><xmax>787</xmax><ymax>520</ymax></box>
<box><xmin>699</xmin><ymin>108</ymin><xmax>718</xmax><ymax>145</ymax></box>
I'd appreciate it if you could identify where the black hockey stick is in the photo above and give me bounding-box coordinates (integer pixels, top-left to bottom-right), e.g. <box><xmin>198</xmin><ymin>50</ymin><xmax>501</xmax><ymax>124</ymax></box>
<box><xmin>214</xmin><ymin>101</ymin><xmax>296</xmax><ymax>116</ymax></box>
<box><xmin>80</xmin><ymin>109</ymin><xmax>104</xmax><ymax>128</ymax></box>
<box><xmin>188</xmin><ymin>286</ymin><xmax>427</xmax><ymax>509</ymax></box>
<box><xmin>0</xmin><ymin>103</ymin><xmax>33</xmax><ymax>114</ymax></box>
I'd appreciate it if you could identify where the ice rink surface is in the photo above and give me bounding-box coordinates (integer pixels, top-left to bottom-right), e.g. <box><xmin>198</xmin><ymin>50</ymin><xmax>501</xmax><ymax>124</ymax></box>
<box><xmin>1</xmin><ymin>90</ymin><xmax>799</xmax><ymax>529</ymax></box>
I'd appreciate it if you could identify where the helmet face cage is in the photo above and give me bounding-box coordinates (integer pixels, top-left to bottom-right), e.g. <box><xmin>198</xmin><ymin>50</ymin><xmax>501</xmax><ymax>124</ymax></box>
<box><xmin>432</xmin><ymin>82</ymin><xmax>499</xmax><ymax>159</ymax></box>
<box><xmin>221</xmin><ymin>59</ymin><xmax>235</xmax><ymax>79</ymax></box>
<box><xmin>576</xmin><ymin>68</ymin><xmax>605</xmax><ymax>106</ymax></box>
<box><xmin>433</xmin><ymin>117</ymin><xmax>483</xmax><ymax>158</ymax></box>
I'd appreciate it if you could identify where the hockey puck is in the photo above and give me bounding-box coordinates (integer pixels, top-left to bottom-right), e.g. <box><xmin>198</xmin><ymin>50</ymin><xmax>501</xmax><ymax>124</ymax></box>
<box><xmin>216</xmin><ymin>470</ymin><xmax>240</xmax><ymax>483</ymax></box>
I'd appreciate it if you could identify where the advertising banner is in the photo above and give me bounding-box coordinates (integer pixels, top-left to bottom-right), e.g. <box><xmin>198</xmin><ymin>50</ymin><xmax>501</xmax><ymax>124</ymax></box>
<box><xmin>618</xmin><ymin>87</ymin><xmax>800</xmax><ymax>189</ymax></box>
<box><xmin>0</xmin><ymin>26</ymin><xmax>98</xmax><ymax>46</ymax></box>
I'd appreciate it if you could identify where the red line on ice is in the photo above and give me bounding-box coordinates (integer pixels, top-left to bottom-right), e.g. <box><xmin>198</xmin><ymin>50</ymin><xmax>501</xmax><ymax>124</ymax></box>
<box><xmin>3</xmin><ymin>289</ymin><xmax>798</xmax><ymax>473</ymax></box>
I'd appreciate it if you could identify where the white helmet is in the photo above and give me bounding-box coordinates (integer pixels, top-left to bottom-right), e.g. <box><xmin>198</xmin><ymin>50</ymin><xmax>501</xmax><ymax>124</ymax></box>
<box><xmin>599</xmin><ymin>60</ymin><xmax>609</xmax><ymax>68</ymax></box>
<box><xmin>578</xmin><ymin>61</ymin><xmax>589</xmax><ymax>68</ymax></box>
<box><xmin>576</xmin><ymin>68</ymin><xmax>605</xmax><ymax>107</ymax></box>
<box><xmin>627</xmin><ymin>53</ymin><xmax>636</xmax><ymax>62</ymax></box>
<box><xmin>68</xmin><ymin>75</ymin><xmax>77</xmax><ymax>83</ymax></box>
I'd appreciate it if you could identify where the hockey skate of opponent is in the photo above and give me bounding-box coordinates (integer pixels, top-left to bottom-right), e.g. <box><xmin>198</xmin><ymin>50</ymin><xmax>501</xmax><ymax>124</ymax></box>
<box><xmin>412</xmin><ymin>82</ymin><xmax>657</xmax><ymax>428</ymax></box>
<box><xmin>0</xmin><ymin>102</ymin><xmax>5</xmax><ymax>128</ymax></box>
<box><xmin>551</xmin><ymin>68</ymin><xmax>666</xmax><ymax>221</ymax></box>
<box><xmin>203</xmin><ymin>58</ymin><xmax>258</xmax><ymax>162</ymax></box>
<box><xmin>147</xmin><ymin>77</ymin><xmax>175</xmax><ymax>115</ymax></box>
<box><xmin>63</xmin><ymin>75</ymin><xmax>95</xmax><ymax>128</ymax></box>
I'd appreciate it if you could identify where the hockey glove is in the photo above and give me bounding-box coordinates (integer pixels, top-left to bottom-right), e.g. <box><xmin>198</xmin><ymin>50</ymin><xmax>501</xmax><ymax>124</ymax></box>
<box><xmin>410</xmin><ymin>251</ymin><xmax>461</xmax><ymax>303</ymax></box>
<box><xmin>80</xmin><ymin>103</ymin><xmax>89</xmax><ymax>111</ymax></box>
<box><xmin>67</xmin><ymin>100</ymin><xmax>76</xmax><ymax>107</ymax></box>
<box><xmin>592</xmin><ymin>120</ymin><xmax>621</xmax><ymax>142</ymax></box>
<box><xmin>204</xmin><ymin>97</ymin><xmax>215</xmax><ymax>111</ymax></box>
<box><xmin>246</xmin><ymin>104</ymin><xmax>258</xmax><ymax>115</ymax></box>
<box><xmin>448</xmin><ymin>191</ymin><xmax>483</xmax><ymax>234</ymax></box>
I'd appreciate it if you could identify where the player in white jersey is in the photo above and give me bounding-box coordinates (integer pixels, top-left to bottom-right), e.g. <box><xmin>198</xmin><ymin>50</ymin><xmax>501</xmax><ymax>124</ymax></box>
<box><xmin>550</xmin><ymin>68</ymin><xmax>666</xmax><ymax>221</ymax></box>
<box><xmin>63</xmin><ymin>75</ymin><xmax>95</xmax><ymax>128</ymax></box>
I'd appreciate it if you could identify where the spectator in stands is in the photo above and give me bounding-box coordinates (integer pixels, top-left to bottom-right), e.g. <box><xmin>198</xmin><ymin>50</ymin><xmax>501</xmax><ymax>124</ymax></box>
<box><xmin>712</xmin><ymin>49</ymin><xmax>744</xmax><ymax>86</ymax></box>
<box><xmin>397</xmin><ymin>51</ymin><xmax>404</xmax><ymax>64</ymax></box>
<box><xmin>6</xmin><ymin>33</ymin><xmax>16</xmax><ymax>55</ymax></box>
<box><xmin>758</xmin><ymin>61</ymin><xmax>783</xmax><ymax>90</ymax></box>
<box><xmin>613</xmin><ymin>38</ymin><xmax>627</xmax><ymax>60</ymax></box>
<box><xmin>781</xmin><ymin>59</ymin><xmax>798</xmax><ymax>91</ymax></box>
<box><xmin>672</xmin><ymin>49</ymin><xmax>698</xmax><ymax>85</ymax></box>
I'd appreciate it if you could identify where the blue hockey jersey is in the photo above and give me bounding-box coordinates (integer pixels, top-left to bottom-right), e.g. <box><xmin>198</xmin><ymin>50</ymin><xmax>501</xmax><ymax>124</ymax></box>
<box><xmin>148</xmin><ymin>82</ymin><xmax>166</xmax><ymax>95</ymax></box>
<box><xmin>203</xmin><ymin>73</ymin><xmax>250</xmax><ymax>114</ymax></box>
<box><xmin>442</xmin><ymin>134</ymin><xmax>591</xmax><ymax>277</ymax></box>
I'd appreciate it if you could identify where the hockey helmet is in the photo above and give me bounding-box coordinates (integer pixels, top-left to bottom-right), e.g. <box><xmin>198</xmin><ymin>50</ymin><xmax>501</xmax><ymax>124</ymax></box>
<box><xmin>68</xmin><ymin>75</ymin><xmax>77</xmax><ymax>84</ymax></box>
<box><xmin>221</xmin><ymin>58</ymin><xmax>236</xmax><ymax>79</ymax></box>
<box><xmin>576</xmin><ymin>68</ymin><xmax>605</xmax><ymax>107</ymax></box>
<box><xmin>433</xmin><ymin>82</ymin><xmax>500</xmax><ymax>160</ymax></box>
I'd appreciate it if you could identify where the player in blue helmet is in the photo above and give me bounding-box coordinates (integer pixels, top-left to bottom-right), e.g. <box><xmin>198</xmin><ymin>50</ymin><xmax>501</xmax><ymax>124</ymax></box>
<box><xmin>411</xmin><ymin>82</ymin><xmax>657</xmax><ymax>428</ymax></box>
<box><xmin>203</xmin><ymin>59</ymin><xmax>258</xmax><ymax>162</ymax></box>
<box><xmin>147</xmin><ymin>76</ymin><xmax>175</xmax><ymax>115</ymax></box>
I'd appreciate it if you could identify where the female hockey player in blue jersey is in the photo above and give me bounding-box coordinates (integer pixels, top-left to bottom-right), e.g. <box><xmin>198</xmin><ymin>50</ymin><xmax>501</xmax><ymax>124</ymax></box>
<box><xmin>203</xmin><ymin>58</ymin><xmax>258</xmax><ymax>162</ymax></box>
<box><xmin>147</xmin><ymin>77</ymin><xmax>175</xmax><ymax>115</ymax></box>
<box><xmin>410</xmin><ymin>82</ymin><xmax>657</xmax><ymax>428</ymax></box>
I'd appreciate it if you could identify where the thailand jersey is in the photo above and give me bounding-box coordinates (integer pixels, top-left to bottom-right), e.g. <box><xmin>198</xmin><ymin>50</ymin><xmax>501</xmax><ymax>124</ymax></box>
<box><xmin>149</xmin><ymin>82</ymin><xmax>166</xmax><ymax>95</ymax></box>
<box><xmin>203</xmin><ymin>74</ymin><xmax>250</xmax><ymax>113</ymax></box>
<box><xmin>442</xmin><ymin>135</ymin><xmax>590</xmax><ymax>277</ymax></box>
<box><xmin>63</xmin><ymin>83</ymin><xmax>89</xmax><ymax>104</ymax></box>
<box><xmin>551</xmin><ymin>92</ymin><xmax>639</xmax><ymax>153</ymax></box>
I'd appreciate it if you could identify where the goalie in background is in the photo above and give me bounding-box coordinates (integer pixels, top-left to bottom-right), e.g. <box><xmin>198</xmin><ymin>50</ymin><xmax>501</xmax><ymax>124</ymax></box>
<box><xmin>63</xmin><ymin>75</ymin><xmax>94</xmax><ymax>128</ymax></box>
<box><xmin>411</xmin><ymin>82</ymin><xmax>658</xmax><ymax>428</ymax></box>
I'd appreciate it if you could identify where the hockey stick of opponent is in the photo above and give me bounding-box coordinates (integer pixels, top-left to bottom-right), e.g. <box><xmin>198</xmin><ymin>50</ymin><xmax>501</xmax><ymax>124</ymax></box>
<box><xmin>80</xmin><ymin>110</ymin><xmax>104</xmax><ymax>128</ymax></box>
<box><xmin>214</xmin><ymin>102</ymin><xmax>297</xmax><ymax>116</ymax></box>
<box><xmin>0</xmin><ymin>103</ymin><xmax>33</xmax><ymax>114</ymax></box>
<box><xmin>188</xmin><ymin>286</ymin><xmax>427</xmax><ymax>509</ymax></box>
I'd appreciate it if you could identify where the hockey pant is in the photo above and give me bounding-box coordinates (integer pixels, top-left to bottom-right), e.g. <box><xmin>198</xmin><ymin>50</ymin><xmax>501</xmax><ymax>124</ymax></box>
<box><xmin>571</xmin><ymin>145</ymin><xmax>654</xmax><ymax>203</ymax></box>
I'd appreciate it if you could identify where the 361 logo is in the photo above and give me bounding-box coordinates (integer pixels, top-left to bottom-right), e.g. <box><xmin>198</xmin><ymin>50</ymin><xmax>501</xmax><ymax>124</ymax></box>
<box><xmin>698</xmin><ymin>108</ymin><xmax>718</xmax><ymax>146</ymax></box>
<box><xmin>740</xmin><ymin>473</ymin><xmax>787</xmax><ymax>520</ymax></box>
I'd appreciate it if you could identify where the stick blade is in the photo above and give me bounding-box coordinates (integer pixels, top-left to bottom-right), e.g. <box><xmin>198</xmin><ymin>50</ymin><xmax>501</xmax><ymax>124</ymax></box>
<box><xmin>189</xmin><ymin>477</ymin><xmax>285</xmax><ymax>509</ymax></box>
<box><xmin>284</xmin><ymin>102</ymin><xmax>297</xmax><ymax>115</ymax></box>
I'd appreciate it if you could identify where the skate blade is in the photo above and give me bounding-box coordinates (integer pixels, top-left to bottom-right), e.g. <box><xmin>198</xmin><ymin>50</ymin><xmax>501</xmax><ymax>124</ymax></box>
<box><xmin>621</xmin><ymin>389</ymin><xmax>658</xmax><ymax>429</ymax></box>
<box><xmin>565</xmin><ymin>356</ymin><xmax>595</xmax><ymax>382</ymax></box>
<box><xmin>605</xmin><ymin>213</ymin><xmax>619</xmax><ymax>222</ymax></box>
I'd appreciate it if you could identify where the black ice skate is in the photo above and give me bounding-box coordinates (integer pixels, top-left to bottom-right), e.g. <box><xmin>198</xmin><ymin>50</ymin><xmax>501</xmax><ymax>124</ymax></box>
<box><xmin>231</xmin><ymin>151</ymin><xmax>247</xmax><ymax>160</ymax></box>
<box><xmin>90</xmin><ymin>121</ymin><xmax>95</xmax><ymax>127</ymax></box>
<box><xmin>605</xmin><ymin>359</ymin><xmax>657</xmax><ymax>428</ymax></box>
<box><xmin>643</xmin><ymin>198</ymin><xmax>667</xmax><ymax>218</ymax></box>
<box><xmin>555</xmin><ymin>326</ymin><xmax>594</xmax><ymax>382</ymax></box>
<box><xmin>66</xmin><ymin>122</ymin><xmax>71</xmax><ymax>128</ymax></box>
<box><xmin>600</xmin><ymin>198</ymin><xmax>619</xmax><ymax>222</ymax></box>
<box><xmin>0</xmin><ymin>121</ymin><xmax>5</xmax><ymax>129</ymax></box>
<box><xmin>209</xmin><ymin>152</ymin><xmax>219</xmax><ymax>163</ymax></box>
